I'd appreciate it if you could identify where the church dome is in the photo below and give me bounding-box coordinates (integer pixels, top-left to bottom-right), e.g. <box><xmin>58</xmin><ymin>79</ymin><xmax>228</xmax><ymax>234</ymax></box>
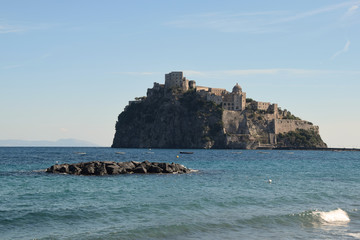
<box><xmin>232</xmin><ymin>83</ymin><xmax>242</xmax><ymax>93</ymax></box>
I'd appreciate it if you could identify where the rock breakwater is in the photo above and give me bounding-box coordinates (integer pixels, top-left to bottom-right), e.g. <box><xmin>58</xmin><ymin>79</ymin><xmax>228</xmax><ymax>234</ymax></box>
<box><xmin>46</xmin><ymin>160</ymin><xmax>193</xmax><ymax>175</ymax></box>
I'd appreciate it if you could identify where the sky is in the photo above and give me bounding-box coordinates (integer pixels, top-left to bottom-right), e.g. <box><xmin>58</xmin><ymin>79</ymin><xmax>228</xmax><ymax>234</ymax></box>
<box><xmin>0</xmin><ymin>0</ymin><xmax>359</xmax><ymax>147</ymax></box>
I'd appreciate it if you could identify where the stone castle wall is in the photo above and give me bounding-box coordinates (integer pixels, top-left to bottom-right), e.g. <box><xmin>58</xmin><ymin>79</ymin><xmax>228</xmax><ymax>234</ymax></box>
<box><xmin>274</xmin><ymin>119</ymin><xmax>319</xmax><ymax>134</ymax></box>
<box><xmin>222</xmin><ymin>110</ymin><xmax>248</xmax><ymax>134</ymax></box>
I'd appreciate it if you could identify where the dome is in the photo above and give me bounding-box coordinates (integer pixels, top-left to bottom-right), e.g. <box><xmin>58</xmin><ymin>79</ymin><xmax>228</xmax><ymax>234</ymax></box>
<box><xmin>232</xmin><ymin>83</ymin><xmax>242</xmax><ymax>93</ymax></box>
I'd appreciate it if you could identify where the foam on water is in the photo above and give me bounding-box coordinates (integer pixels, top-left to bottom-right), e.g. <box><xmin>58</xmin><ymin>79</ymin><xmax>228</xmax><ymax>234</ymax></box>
<box><xmin>346</xmin><ymin>233</ymin><xmax>360</xmax><ymax>239</ymax></box>
<box><xmin>313</xmin><ymin>208</ymin><xmax>350</xmax><ymax>224</ymax></box>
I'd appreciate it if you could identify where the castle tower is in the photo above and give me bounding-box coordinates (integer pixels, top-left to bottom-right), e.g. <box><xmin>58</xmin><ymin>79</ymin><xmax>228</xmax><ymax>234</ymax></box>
<box><xmin>165</xmin><ymin>72</ymin><xmax>184</xmax><ymax>89</ymax></box>
<box><xmin>164</xmin><ymin>71</ymin><xmax>190</xmax><ymax>91</ymax></box>
<box><xmin>222</xmin><ymin>83</ymin><xmax>246</xmax><ymax>111</ymax></box>
<box><xmin>189</xmin><ymin>80</ymin><xmax>196</xmax><ymax>89</ymax></box>
<box><xmin>232</xmin><ymin>83</ymin><xmax>242</xmax><ymax>94</ymax></box>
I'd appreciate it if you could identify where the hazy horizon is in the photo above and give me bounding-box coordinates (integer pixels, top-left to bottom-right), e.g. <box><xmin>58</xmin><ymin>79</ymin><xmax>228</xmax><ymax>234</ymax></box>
<box><xmin>0</xmin><ymin>138</ymin><xmax>101</xmax><ymax>147</ymax></box>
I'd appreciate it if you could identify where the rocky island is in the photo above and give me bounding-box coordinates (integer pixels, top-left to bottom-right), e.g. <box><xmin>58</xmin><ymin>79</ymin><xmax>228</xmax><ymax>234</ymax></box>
<box><xmin>46</xmin><ymin>161</ymin><xmax>193</xmax><ymax>175</ymax></box>
<box><xmin>112</xmin><ymin>71</ymin><xmax>327</xmax><ymax>149</ymax></box>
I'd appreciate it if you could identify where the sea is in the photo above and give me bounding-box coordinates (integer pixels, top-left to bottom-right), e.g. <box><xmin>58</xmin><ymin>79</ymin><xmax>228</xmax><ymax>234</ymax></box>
<box><xmin>1</xmin><ymin>147</ymin><xmax>360</xmax><ymax>240</ymax></box>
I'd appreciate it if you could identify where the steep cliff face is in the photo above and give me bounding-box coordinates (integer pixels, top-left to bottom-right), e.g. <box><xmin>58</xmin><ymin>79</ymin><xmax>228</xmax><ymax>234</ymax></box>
<box><xmin>222</xmin><ymin>110</ymin><xmax>276</xmax><ymax>149</ymax></box>
<box><xmin>112</xmin><ymin>90</ymin><xmax>226</xmax><ymax>148</ymax></box>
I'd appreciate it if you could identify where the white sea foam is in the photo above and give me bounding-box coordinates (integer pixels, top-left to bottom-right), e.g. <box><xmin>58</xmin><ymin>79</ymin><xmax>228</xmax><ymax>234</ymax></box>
<box><xmin>314</xmin><ymin>208</ymin><xmax>350</xmax><ymax>224</ymax></box>
<box><xmin>346</xmin><ymin>233</ymin><xmax>360</xmax><ymax>239</ymax></box>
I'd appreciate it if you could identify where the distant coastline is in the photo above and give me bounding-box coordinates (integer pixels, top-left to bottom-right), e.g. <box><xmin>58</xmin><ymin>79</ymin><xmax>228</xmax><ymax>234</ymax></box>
<box><xmin>274</xmin><ymin>147</ymin><xmax>360</xmax><ymax>152</ymax></box>
<box><xmin>0</xmin><ymin>139</ymin><xmax>99</xmax><ymax>147</ymax></box>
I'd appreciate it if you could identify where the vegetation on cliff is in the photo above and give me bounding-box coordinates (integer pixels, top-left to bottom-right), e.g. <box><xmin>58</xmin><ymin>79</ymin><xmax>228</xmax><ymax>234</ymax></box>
<box><xmin>112</xmin><ymin>90</ymin><xmax>225</xmax><ymax>148</ymax></box>
<box><xmin>112</xmin><ymin>90</ymin><xmax>326</xmax><ymax>149</ymax></box>
<box><xmin>276</xmin><ymin>129</ymin><xmax>327</xmax><ymax>148</ymax></box>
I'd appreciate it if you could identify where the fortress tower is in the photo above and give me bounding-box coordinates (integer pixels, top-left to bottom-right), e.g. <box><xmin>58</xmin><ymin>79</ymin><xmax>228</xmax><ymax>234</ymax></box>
<box><xmin>222</xmin><ymin>83</ymin><xmax>246</xmax><ymax>111</ymax></box>
<box><xmin>165</xmin><ymin>71</ymin><xmax>195</xmax><ymax>91</ymax></box>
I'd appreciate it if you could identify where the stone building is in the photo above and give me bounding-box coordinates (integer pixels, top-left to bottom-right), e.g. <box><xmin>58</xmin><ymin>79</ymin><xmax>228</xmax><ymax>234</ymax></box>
<box><xmin>149</xmin><ymin>71</ymin><xmax>274</xmax><ymax>113</ymax></box>
<box><xmin>221</xmin><ymin>83</ymin><xmax>246</xmax><ymax>111</ymax></box>
<box><xmin>249</xmin><ymin>101</ymin><xmax>278</xmax><ymax>115</ymax></box>
<box><xmin>163</xmin><ymin>72</ymin><xmax>248</xmax><ymax>111</ymax></box>
<box><xmin>164</xmin><ymin>71</ymin><xmax>194</xmax><ymax>92</ymax></box>
<box><xmin>146</xmin><ymin>82</ymin><xmax>164</xmax><ymax>98</ymax></box>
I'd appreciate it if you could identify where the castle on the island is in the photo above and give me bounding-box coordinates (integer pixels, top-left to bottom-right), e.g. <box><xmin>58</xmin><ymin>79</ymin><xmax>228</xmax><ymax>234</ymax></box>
<box><xmin>124</xmin><ymin>71</ymin><xmax>323</xmax><ymax>149</ymax></box>
<box><xmin>147</xmin><ymin>71</ymin><xmax>277</xmax><ymax>113</ymax></box>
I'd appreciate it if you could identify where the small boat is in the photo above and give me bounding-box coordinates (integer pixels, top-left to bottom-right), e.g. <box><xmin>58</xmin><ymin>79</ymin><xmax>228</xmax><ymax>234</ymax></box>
<box><xmin>231</xmin><ymin>152</ymin><xmax>242</xmax><ymax>154</ymax></box>
<box><xmin>179</xmin><ymin>152</ymin><xmax>194</xmax><ymax>154</ymax></box>
<box><xmin>115</xmin><ymin>152</ymin><xmax>126</xmax><ymax>154</ymax></box>
<box><xmin>75</xmin><ymin>152</ymin><xmax>86</xmax><ymax>155</ymax></box>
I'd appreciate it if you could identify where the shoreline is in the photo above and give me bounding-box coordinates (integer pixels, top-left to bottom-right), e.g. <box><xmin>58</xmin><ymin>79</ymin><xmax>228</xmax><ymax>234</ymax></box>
<box><xmin>1</xmin><ymin>146</ymin><xmax>360</xmax><ymax>151</ymax></box>
<box><xmin>273</xmin><ymin>147</ymin><xmax>360</xmax><ymax>152</ymax></box>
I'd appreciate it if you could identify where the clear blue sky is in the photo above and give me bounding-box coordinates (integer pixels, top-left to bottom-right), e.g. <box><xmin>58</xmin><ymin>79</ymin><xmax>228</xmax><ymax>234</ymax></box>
<box><xmin>1</xmin><ymin>0</ymin><xmax>359</xmax><ymax>147</ymax></box>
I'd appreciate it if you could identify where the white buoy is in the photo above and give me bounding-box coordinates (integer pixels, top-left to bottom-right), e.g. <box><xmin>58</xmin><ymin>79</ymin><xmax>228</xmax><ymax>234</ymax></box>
<box><xmin>268</xmin><ymin>179</ymin><xmax>272</xmax><ymax>184</ymax></box>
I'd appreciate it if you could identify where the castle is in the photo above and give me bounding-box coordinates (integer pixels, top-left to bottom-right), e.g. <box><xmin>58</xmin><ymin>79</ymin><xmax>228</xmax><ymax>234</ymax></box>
<box><xmin>118</xmin><ymin>71</ymin><xmax>324</xmax><ymax>149</ymax></box>
<box><xmin>146</xmin><ymin>71</ymin><xmax>277</xmax><ymax>113</ymax></box>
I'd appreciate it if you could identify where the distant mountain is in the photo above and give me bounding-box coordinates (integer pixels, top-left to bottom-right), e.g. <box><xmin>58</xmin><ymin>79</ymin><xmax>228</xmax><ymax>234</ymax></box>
<box><xmin>0</xmin><ymin>139</ymin><xmax>99</xmax><ymax>147</ymax></box>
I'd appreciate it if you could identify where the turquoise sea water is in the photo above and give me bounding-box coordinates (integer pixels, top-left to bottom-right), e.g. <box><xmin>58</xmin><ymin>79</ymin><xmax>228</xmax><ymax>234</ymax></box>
<box><xmin>1</xmin><ymin>147</ymin><xmax>360</xmax><ymax>239</ymax></box>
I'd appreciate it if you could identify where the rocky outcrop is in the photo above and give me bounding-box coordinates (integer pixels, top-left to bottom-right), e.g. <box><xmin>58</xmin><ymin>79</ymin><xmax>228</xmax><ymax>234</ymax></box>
<box><xmin>112</xmin><ymin>90</ymin><xmax>225</xmax><ymax>149</ymax></box>
<box><xmin>112</xmin><ymin>88</ymin><xmax>327</xmax><ymax>149</ymax></box>
<box><xmin>46</xmin><ymin>161</ymin><xmax>194</xmax><ymax>175</ymax></box>
<box><xmin>276</xmin><ymin>129</ymin><xmax>327</xmax><ymax>148</ymax></box>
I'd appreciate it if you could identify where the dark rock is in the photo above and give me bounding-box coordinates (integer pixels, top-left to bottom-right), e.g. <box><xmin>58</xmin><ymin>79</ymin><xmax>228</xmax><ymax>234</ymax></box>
<box><xmin>133</xmin><ymin>165</ymin><xmax>147</xmax><ymax>174</ymax></box>
<box><xmin>148</xmin><ymin>165</ymin><xmax>162</xmax><ymax>173</ymax></box>
<box><xmin>105</xmin><ymin>164</ymin><xmax>120</xmax><ymax>175</ymax></box>
<box><xmin>121</xmin><ymin>161</ymin><xmax>136</xmax><ymax>172</ymax></box>
<box><xmin>158</xmin><ymin>162</ymin><xmax>172</xmax><ymax>173</ymax></box>
<box><xmin>46</xmin><ymin>161</ymin><xmax>195</xmax><ymax>176</ymax></box>
<box><xmin>69</xmin><ymin>164</ymin><xmax>81</xmax><ymax>175</ymax></box>
<box><xmin>94</xmin><ymin>162</ymin><xmax>107</xmax><ymax>176</ymax></box>
<box><xmin>131</xmin><ymin>161</ymin><xmax>141</xmax><ymax>167</ymax></box>
<box><xmin>81</xmin><ymin>162</ymin><xmax>95</xmax><ymax>175</ymax></box>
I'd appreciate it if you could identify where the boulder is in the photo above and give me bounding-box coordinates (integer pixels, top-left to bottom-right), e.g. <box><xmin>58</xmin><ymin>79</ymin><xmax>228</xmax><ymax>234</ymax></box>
<box><xmin>68</xmin><ymin>164</ymin><xmax>81</xmax><ymax>175</ymax></box>
<box><xmin>105</xmin><ymin>164</ymin><xmax>121</xmax><ymax>175</ymax></box>
<box><xmin>81</xmin><ymin>162</ymin><xmax>96</xmax><ymax>175</ymax></box>
<box><xmin>46</xmin><ymin>161</ymin><xmax>194</xmax><ymax>176</ymax></box>
<box><xmin>148</xmin><ymin>165</ymin><xmax>163</xmax><ymax>173</ymax></box>
<box><xmin>133</xmin><ymin>165</ymin><xmax>147</xmax><ymax>174</ymax></box>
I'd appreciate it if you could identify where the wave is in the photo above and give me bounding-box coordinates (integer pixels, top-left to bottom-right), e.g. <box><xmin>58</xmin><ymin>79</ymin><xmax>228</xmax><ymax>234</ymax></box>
<box><xmin>286</xmin><ymin>208</ymin><xmax>351</xmax><ymax>227</ymax></box>
<box><xmin>313</xmin><ymin>208</ymin><xmax>350</xmax><ymax>224</ymax></box>
<box><xmin>231</xmin><ymin>208</ymin><xmax>352</xmax><ymax>229</ymax></box>
<box><xmin>1</xmin><ymin>207</ymin><xmax>355</xmax><ymax>240</ymax></box>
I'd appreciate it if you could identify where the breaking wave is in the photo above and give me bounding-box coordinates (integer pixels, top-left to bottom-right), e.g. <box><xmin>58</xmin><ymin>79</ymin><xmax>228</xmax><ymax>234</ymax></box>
<box><xmin>313</xmin><ymin>208</ymin><xmax>350</xmax><ymax>224</ymax></box>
